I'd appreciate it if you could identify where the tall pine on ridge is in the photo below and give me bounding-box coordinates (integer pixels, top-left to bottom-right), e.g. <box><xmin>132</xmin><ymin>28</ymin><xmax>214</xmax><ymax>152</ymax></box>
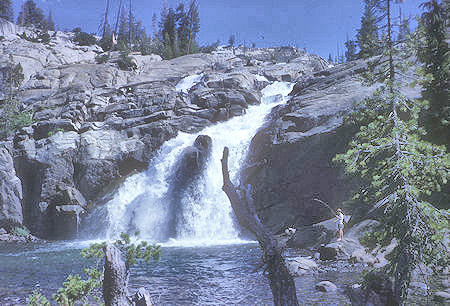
<box><xmin>0</xmin><ymin>0</ymin><xmax>14</xmax><ymax>22</ymax></box>
<box><xmin>336</xmin><ymin>0</ymin><xmax>449</xmax><ymax>304</ymax></box>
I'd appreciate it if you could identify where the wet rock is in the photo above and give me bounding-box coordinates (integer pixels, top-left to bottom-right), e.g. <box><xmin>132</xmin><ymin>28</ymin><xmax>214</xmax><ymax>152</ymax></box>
<box><xmin>132</xmin><ymin>287</ymin><xmax>154</xmax><ymax>306</ymax></box>
<box><xmin>347</xmin><ymin>271</ymin><xmax>396</xmax><ymax>306</ymax></box>
<box><xmin>433</xmin><ymin>291</ymin><xmax>450</xmax><ymax>303</ymax></box>
<box><xmin>315</xmin><ymin>281</ymin><xmax>337</xmax><ymax>292</ymax></box>
<box><xmin>287</xmin><ymin>256</ymin><xmax>317</xmax><ymax>276</ymax></box>
<box><xmin>408</xmin><ymin>282</ymin><xmax>429</xmax><ymax>295</ymax></box>
<box><xmin>318</xmin><ymin>245</ymin><xmax>337</xmax><ymax>261</ymax></box>
<box><xmin>287</xmin><ymin>217</ymin><xmax>337</xmax><ymax>249</ymax></box>
<box><xmin>349</xmin><ymin>249</ymin><xmax>377</xmax><ymax>265</ymax></box>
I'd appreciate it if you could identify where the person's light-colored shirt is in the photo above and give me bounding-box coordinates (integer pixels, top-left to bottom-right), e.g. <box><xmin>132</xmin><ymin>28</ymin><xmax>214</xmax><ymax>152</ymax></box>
<box><xmin>337</xmin><ymin>212</ymin><xmax>344</xmax><ymax>225</ymax></box>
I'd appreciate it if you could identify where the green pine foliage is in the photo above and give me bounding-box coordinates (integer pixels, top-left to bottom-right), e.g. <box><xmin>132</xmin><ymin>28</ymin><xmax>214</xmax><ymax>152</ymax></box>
<box><xmin>356</xmin><ymin>0</ymin><xmax>380</xmax><ymax>58</ymax></box>
<box><xmin>46</xmin><ymin>10</ymin><xmax>55</xmax><ymax>31</ymax></box>
<box><xmin>0</xmin><ymin>58</ymin><xmax>33</xmax><ymax>139</ymax></box>
<box><xmin>0</xmin><ymin>0</ymin><xmax>14</xmax><ymax>22</ymax></box>
<box><xmin>417</xmin><ymin>0</ymin><xmax>450</xmax><ymax>147</ymax></box>
<box><xmin>336</xmin><ymin>0</ymin><xmax>450</xmax><ymax>304</ymax></box>
<box><xmin>17</xmin><ymin>0</ymin><xmax>47</xmax><ymax>30</ymax></box>
<box><xmin>345</xmin><ymin>39</ymin><xmax>358</xmax><ymax>61</ymax></box>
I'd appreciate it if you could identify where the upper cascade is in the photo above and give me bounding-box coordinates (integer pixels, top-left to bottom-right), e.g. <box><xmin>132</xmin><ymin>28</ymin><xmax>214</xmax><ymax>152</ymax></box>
<box><xmin>0</xmin><ymin>26</ymin><xmax>328</xmax><ymax>240</ymax></box>
<box><xmin>94</xmin><ymin>78</ymin><xmax>295</xmax><ymax>246</ymax></box>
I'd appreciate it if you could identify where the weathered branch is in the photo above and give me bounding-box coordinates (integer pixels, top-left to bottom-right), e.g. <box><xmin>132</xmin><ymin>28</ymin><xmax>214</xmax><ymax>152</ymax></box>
<box><xmin>221</xmin><ymin>147</ymin><xmax>299</xmax><ymax>306</ymax></box>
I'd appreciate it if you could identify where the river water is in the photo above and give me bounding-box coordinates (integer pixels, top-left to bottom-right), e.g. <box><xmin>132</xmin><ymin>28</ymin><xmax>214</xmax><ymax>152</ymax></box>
<box><xmin>0</xmin><ymin>241</ymin><xmax>363</xmax><ymax>305</ymax></box>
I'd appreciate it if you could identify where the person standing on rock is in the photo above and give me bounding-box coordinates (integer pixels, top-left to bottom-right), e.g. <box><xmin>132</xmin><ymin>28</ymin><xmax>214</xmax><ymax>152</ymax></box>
<box><xmin>336</xmin><ymin>208</ymin><xmax>345</xmax><ymax>241</ymax></box>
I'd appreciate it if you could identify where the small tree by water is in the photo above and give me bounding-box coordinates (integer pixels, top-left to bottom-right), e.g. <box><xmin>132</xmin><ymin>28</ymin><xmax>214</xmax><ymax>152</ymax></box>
<box><xmin>27</xmin><ymin>233</ymin><xmax>161</xmax><ymax>306</ymax></box>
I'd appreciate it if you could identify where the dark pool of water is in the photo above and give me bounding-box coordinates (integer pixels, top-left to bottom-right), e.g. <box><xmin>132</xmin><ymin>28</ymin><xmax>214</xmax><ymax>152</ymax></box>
<box><xmin>1</xmin><ymin>241</ymin><xmax>441</xmax><ymax>305</ymax></box>
<box><xmin>0</xmin><ymin>241</ymin><xmax>361</xmax><ymax>305</ymax></box>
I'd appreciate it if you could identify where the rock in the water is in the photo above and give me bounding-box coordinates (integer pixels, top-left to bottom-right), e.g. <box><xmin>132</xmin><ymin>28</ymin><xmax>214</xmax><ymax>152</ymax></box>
<box><xmin>318</xmin><ymin>245</ymin><xmax>338</xmax><ymax>261</ymax></box>
<box><xmin>433</xmin><ymin>291</ymin><xmax>450</xmax><ymax>302</ymax></box>
<box><xmin>315</xmin><ymin>281</ymin><xmax>337</xmax><ymax>292</ymax></box>
<box><xmin>132</xmin><ymin>287</ymin><xmax>154</xmax><ymax>306</ymax></box>
<box><xmin>346</xmin><ymin>271</ymin><xmax>396</xmax><ymax>306</ymax></box>
<box><xmin>287</xmin><ymin>217</ymin><xmax>337</xmax><ymax>249</ymax></box>
<box><xmin>442</xmin><ymin>278</ymin><xmax>450</xmax><ymax>289</ymax></box>
<box><xmin>0</xmin><ymin>145</ymin><xmax>23</xmax><ymax>229</ymax></box>
<box><xmin>287</xmin><ymin>256</ymin><xmax>317</xmax><ymax>276</ymax></box>
<box><xmin>349</xmin><ymin>249</ymin><xmax>377</xmax><ymax>265</ymax></box>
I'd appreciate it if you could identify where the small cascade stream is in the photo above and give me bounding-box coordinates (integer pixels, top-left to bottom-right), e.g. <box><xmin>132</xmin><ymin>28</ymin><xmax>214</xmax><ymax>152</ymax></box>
<box><xmin>90</xmin><ymin>76</ymin><xmax>294</xmax><ymax>246</ymax></box>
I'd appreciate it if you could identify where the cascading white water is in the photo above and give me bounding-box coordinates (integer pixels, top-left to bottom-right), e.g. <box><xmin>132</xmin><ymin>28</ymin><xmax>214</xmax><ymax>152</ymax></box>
<box><xmin>104</xmin><ymin>77</ymin><xmax>294</xmax><ymax>246</ymax></box>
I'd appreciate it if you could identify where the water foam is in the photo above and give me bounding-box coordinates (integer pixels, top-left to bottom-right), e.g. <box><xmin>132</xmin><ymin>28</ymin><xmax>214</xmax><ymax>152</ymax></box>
<box><xmin>102</xmin><ymin>78</ymin><xmax>294</xmax><ymax>246</ymax></box>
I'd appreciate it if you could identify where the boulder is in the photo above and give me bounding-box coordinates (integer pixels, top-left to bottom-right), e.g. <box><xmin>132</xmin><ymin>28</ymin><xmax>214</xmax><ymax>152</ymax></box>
<box><xmin>433</xmin><ymin>291</ymin><xmax>450</xmax><ymax>303</ymax></box>
<box><xmin>318</xmin><ymin>245</ymin><xmax>338</xmax><ymax>261</ymax></box>
<box><xmin>346</xmin><ymin>271</ymin><xmax>396</xmax><ymax>306</ymax></box>
<box><xmin>287</xmin><ymin>217</ymin><xmax>337</xmax><ymax>249</ymax></box>
<box><xmin>315</xmin><ymin>281</ymin><xmax>337</xmax><ymax>292</ymax></box>
<box><xmin>132</xmin><ymin>287</ymin><xmax>154</xmax><ymax>306</ymax></box>
<box><xmin>349</xmin><ymin>249</ymin><xmax>377</xmax><ymax>265</ymax></box>
<box><xmin>287</xmin><ymin>256</ymin><xmax>318</xmax><ymax>276</ymax></box>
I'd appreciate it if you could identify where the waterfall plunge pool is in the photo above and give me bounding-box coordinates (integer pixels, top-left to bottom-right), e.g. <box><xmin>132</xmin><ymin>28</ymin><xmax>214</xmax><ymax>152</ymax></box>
<box><xmin>0</xmin><ymin>241</ymin><xmax>361</xmax><ymax>305</ymax></box>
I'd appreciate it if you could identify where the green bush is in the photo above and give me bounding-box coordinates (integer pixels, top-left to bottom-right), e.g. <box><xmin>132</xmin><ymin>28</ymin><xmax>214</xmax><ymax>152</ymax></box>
<box><xmin>95</xmin><ymin>54</ymin><xmax>109</xmax><ymax>64</ymax></box>
<box><xmin>17</xmin><ymin>31</ymin><xmax>50</xmax><ymax>44</ymax></box>
<box><xmin>117</xmin><ymin>52</ymin><xmax>136</xmax><ymax>71</ymax></box>
<box><xmin>28</xmin><ymin>290</ymin><xmax>50</xmax><ymax>306</ymax></box>
<box><xmin>73</xmin><ymin>31</ymin><xmax>97</xmax><ymax>46</ymax></box>
<box><xmin>12</xmin><ymin>226</ymin><xmax>30</xmax><ymax>237</ymax></box>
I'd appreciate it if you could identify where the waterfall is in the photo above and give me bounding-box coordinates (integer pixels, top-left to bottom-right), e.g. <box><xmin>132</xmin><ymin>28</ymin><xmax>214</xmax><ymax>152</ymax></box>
<box><xmin>101</xmin><ymin>77</ymin><xmax>294</xmax><ymax>246</ymax></box>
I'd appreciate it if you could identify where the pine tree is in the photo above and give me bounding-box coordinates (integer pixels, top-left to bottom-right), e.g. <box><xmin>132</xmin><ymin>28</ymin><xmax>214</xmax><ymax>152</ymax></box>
<box><xmin>47</xmin><ymin>10</ymin><xmax>55</xmax><ymax>31</ymax></box>
<box><xmin>102</xmin><ymin>0</ymin><xmax>110</xmax><ymax>37</ymax></box>
<box><xmin>356</xmin><ymin>0</ymin><xmax>380</xmax><ymax>58</ymax></box>
<box><xmin>152</xmin><ymin>13</ymin><xmax>158</xmax><ymax>38</ymax></box>
<box><xmin>17</xmin><ymin>0</ymin><xmax>46</xmax><ymax>30</ymax></box>
<box><xmin>176</xmin><ymin>3</ymin><xmax>189</xmax><ymax>55</ymax></box>
<box><xmin>118</xmin><ymin>8</ymin><xmax>129</xmax><ymax>44</ymax></box>
<box><xmin>186</xmin><ymin>0</ymin><xmax>200</xmax><ymax>54</ymax></box>
<box><xmin>336</xmin><ymin>1</ymin><xmax>449</xmax><ymax>304</ymax></box>
<box><xmin>345</xmin><ymin>38</ymin><xmax>358</xmax><ymax>61</ymax></box>
<box><xmin>328</xmin><ymin>53</ymin><xmax>333</xmax><ymax>63</ymax></box>
<box><xmin>418</xmin><ymin>0</ymin><xmax>450</xmax><ymax>147</ymax></box>
<box><xmin>0</xmin><ymin>0</ymin><xmax>14</xmax><ymax>22</ymax></box>
<box><xmin>397</xmin><ymin>17</ymin><xmax>410</xmax><ymax>41</ymax></box>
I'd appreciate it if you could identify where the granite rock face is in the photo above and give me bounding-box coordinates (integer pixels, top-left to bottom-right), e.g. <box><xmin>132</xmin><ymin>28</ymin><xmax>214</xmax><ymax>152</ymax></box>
<box><xmin>241</xmin><ymin>59</ymin><xmax>420</xmax><ymax>234</ymax></box>
<box><xmin>0</xmin><ymin>21</ymin><xmax>329</xmax><ymax>239</ymax></box>
<box><xmin>0</xmin><ymin>143</ymin><xmax>23</xmax><ymax>229</ymax></box>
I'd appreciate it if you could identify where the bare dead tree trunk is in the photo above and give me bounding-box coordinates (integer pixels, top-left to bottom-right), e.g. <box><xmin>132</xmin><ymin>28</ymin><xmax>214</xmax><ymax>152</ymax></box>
<box><xmin>221</xmin><ymin>147</ymin><xmax>299</xmax><ymax>306</ymax></box>
<box><xmin>114</xmin><ymin>0</ymin><xmax>122</xmax><ymax>38</ymax></box>
<box><xmin>187</xmin><ymin>1</ymin><xmax>194</xmax><ymax>55</ymax></box>
<box><xmin>103</xmin><ymin>244</ymin><xmax>130</xmax><ymax>306</ymax></box>
<box><xmin>103</xmin><ymin>0</ymin><xmax>110</xmax><ymax>38</ymax></box>
<box><xmin>129</xmin><ymin>0</ymin><xmax>132</xmax><ymax>50</ymax></box>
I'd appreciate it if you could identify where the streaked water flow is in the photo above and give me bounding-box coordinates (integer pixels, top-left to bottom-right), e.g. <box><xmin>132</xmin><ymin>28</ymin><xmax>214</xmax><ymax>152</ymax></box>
<box><xmin>100</xmin><ymin>78</ymin><xmax>294</xmax><ymax>245</ymax></box>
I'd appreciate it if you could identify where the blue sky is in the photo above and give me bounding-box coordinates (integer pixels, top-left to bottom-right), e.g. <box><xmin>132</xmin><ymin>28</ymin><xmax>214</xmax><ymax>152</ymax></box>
<box><xmin>12</xmin><ymin>0</ymin><xmax>426</xmax><ymax>59</ymax></box>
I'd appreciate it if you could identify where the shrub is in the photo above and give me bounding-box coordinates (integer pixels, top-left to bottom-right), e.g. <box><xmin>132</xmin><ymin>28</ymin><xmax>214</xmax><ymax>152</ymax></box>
<box><xmin>73</xmin><ymin>31</ymin><xmax>97</xmax><ymax>46</ymax></box>
<box><xmin>95</xmin><ymin>54</ymin><xmax>109</xmax><ymax>64</ymax></box>
<box><xmin>12</xmin><ymin>226</ymin><xmax>30</xmax><ymax>237</ymax></box>
<box><xmin>17</xmin><ymin>31</ymin><xmax>50</xmax><ymax>44</ymax></box>
<box><xmin>117</xmin><ymin>52</ymin><xmax>136</xmax><ymax>71</ymax></box>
